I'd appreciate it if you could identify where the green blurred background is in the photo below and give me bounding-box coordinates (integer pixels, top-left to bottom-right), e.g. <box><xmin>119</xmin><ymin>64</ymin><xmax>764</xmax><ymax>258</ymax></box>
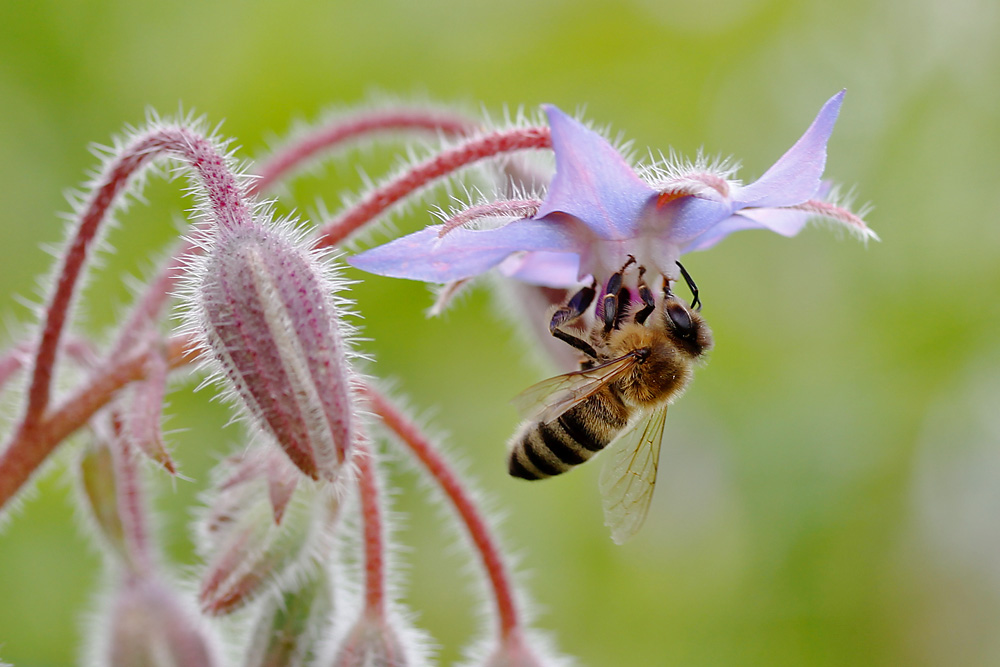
<box><xmin>2</xmin><ymin>0</ymin><xmax>999</xmax><ymax>665</ymax></box>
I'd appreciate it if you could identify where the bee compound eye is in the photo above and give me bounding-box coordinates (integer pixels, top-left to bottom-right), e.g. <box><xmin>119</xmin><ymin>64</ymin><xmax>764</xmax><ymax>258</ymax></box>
<box><xmin>666</xmin><ymin>301</ymin><xmax>693</xmax><ymax>333</ymax></box>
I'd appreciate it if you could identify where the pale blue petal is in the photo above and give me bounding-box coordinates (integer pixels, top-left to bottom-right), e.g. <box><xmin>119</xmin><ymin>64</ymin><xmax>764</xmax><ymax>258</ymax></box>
<box><xmin>348</xmin><ymin>220</ymin><xmax>580</xmax><ymax>283</ymax></box>
<box><xmin>497</xmin><ymin>250</ymin><xmax>581</xmax><ymax>287</ymax></box>
<box><xmin>658</xmin><ymin>195</ymin><xmax>736</xmax><ymax>245</ymax></box>
<box><xmin>733</xmin><ymin>90</ymin><xmax>844</xmax><ymax>209</ymax></box>
<box><xmin>536</xmin><ymin>105</ymin><xmax>655</xmax><ymax>239</ymax></box>
<box><xmin>682</xmin><ymin>208</ymin><xmax>813</xmax><ymax>252</ymax></box>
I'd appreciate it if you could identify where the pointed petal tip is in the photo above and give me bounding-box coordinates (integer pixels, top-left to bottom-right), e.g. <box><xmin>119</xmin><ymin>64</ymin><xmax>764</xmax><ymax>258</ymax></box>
<box><xmin>821</xmin><ymin>89</ymin><xmax>846</xmax><ymax>120</ymax></box>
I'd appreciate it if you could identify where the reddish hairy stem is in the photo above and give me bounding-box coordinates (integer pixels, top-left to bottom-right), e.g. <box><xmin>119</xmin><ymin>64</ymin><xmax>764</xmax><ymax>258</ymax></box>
<box><xmin>111</xmin><ymin>423</ymin><xmax>154</xmax><ymax>575</ymax></box>
<box><xmin>785</xmin><ymin>198</ymin><xmax>874</xmax><ymax>234</ymax></box>
<box><xmin>21</xmin><ymin>127</ymin><xmax>249</xmax><ymax>431</ymax></box>
<box><xmin>313</xmin><ymin>126</ymin><xmax>552</xmax><ymax>249</ymax></box>
<box><xmin>354</xmin><ymin>437</ymin><xmax>388</xmax><ymax>620</ymax></box>
<box><xmin>438</xmin><ymin>198</ymin><xmax>543</xmax><ymax>237</ymax></box>
<box><xmin>0</xmin><ymin>335</ymin><xmax>198</xmax><ymax>510</ymax></box>
<box><xmin>1</xmin><ymin>111</ymin><xmax>493</xmax><ymax>513</ymax></box>
<box><xmin>360</xmin><ymin>383</ymin><xmax>522</xmax><ymax>639</ymax></box>
<box><xmin>0</xmin><ymin>337</ymin><xmax>96</xmax><ymax>391</ymax></box>
<box><xmin>111</xmin><ymin>109</ymin><xmax>478</xmax><ymax>359</ymax></box>
<box><xmin>251</xmin><ymin>109</ymin><xmax>476</xmax><ymax>196</ymax></box>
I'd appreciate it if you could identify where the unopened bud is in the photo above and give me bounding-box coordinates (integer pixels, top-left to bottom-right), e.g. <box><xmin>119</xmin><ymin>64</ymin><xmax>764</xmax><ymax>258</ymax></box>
<box><xmin>479</xmin><ymin>631</ymin><xmax>569</xmax><ymax>667</ymax></box>
<box><xmin>79</xmin><ymin>439</ymin><xmax>129</xmax><ymax>563</ymax></box>
<box><xmin>193</xmin><ymin>221</ymin><xmax>356</xmax><ymax>481</ymax></box>
<box><xmin>106</xmin><ymin>575</ymin><xmax>218</xmax><ymax>667</ymax></box>
<box><xmin>328</xmin><ymin>613</ymin><xmax>409</xmax><ymax>667</ymax></box>
<box><xmin>243</xmin><ymin>568</ymin><xmax>334</xmax><ymax>667</ymax></box>
<box><xmin>197</xmin><ymin>445</ymin><xmax>340</xmax><ymax>615</ymax></box>
<box><xmin>124</xmin><ymin>347</ymin><xmax>177</xmax><ymax>474</ymax></box>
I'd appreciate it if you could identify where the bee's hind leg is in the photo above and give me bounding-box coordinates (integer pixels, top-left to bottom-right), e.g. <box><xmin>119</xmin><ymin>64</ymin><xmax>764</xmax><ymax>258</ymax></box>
<box><xmin>549</xmin><ymin>280</ymin><xmax>599</xmax><ymax>359</ymax></box>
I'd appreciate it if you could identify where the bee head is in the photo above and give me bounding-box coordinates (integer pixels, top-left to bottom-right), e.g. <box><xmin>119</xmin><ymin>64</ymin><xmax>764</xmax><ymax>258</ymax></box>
<box><xmin>661</xmin><ymin>295</ymin><xmax>713</xmax><ymax>357</ymax></box>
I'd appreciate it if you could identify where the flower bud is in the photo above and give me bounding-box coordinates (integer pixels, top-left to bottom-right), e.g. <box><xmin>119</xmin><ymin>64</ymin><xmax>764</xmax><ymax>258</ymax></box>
<box><xmin>197</xmin><ymin>444</ymin><xmax>340</xmax><ymax>615</ymax></box>
<box><xmin>124</xmin><ymin>348</ymin><xmax>177</xmax><ymax>474</ymax></box>
<box><xmin>327</xmin><ymin>613</ymin><xmax>409</xmax><ymax>667</ymax></box>
<box><xmin>105</xmin><ymin>575</ymin><xmax>218</xmax><ymax>667</ymax></box>
<box><xmin>475</xmin><ymin>630</ymin><xmax>571</xmax><ymax>667</ymax></box>
<box><xmin>79</xmin><ymin>439</ymin><xmax>129</xmax><ymax>563</ymax></box>
<box><xmin>243</xmin><ymin>568</ymin><xmax>334</xmax><ymax>667</ymax></box>
<box><xmin>193</xmin><ymin>220</ymin><xmax>355</xmax><ymax>481</ymax></box>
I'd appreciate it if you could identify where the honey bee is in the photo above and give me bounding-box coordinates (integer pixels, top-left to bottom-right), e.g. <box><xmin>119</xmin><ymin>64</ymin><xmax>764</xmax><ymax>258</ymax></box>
<box><xmin>508</xmin><ymin>257</ymin><xmax>712</xmax><ymax>543</ymax></box>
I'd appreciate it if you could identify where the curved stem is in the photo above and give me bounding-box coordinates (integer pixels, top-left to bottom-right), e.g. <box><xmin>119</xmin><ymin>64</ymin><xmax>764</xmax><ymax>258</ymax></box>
<box><xmin>0</xmin><ymin>335</ymin><xmax>198</xmax><ymax>510</ymax></box>
<box><xmin>110</xmin><ymin>418</ymin><xmax>154</xmax><ymax>575</ymax></box>
<box><xmin>0</xmin><ymin>112</ymin><xmax>508</xmax><ymax>513</ymax></box>
<box><xmin>313</xmin><ymin>126</ymin><xmax>552</xmax><ymax>249</ymax></box>
<box><xmin>110</xmin><ymin>109</ymin><xmax>479</xmax><ymax>361</ymax></box>
<box><xmin>360</xmin><ymin>383</ymin><xmax>522</xmax><ymax>639</ymax></box>
<box><xmin>353</xmin><ymin>436</ymin><xmax>387</xmax><ymax>620</ymax></box>
<box><xmin>251</xmin><ymin>108</ymin><xmax>476</xmax><ymax>196</ymax></box>
<box><xmin>20</xmin><ymin>127</ymin><xmax>249</xmax><ymax>432</ymax></box>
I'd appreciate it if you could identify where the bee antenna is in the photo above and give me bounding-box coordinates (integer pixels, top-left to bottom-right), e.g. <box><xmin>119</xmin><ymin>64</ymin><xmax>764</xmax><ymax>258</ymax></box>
<box><xmin>675</xmin><ymin>261</ymin><xmax>701</xmax><ymax>311</ymax></box>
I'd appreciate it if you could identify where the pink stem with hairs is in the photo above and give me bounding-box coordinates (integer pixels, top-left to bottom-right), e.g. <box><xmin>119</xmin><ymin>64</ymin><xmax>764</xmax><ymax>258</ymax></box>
<box><xmin>354</xmin><ymin>436</ymin><xmax>388</xmax><ymax>620</ymax></box>
<box><xmin>0</xmin><ymin>335</ymin><xmax>199</xmax><ymax>509</ymax></box>
<box><xmin>20</xmin><ymin>127</ymin><xmax>250</xmax><ymax>434</ymax></box>
<box><xmin>313</xmin><ymin>126</ymin><xmax>552</xmax><ymax>249</ymax></box>
<box><xmin>0</xmin><ymin>118</ymin><xmax>553</xmax><ymax>513</ymax></box>
<box><xmin>251</xmin><ymin>109</ymin><xmax>475</xmax><ymax>196</ymax></box>
<box><xmin>360</xmin><ymin>383</ymin><xmax>522</xmax><ymax>639</ymax></box>
<box><xmin>110</xmin><ymin>109</ymin><xmax>478</xmax><ymax>359</ymax></box>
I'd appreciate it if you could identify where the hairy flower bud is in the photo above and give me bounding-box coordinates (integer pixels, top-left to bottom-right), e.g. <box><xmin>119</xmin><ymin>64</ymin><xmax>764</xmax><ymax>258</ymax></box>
<box><xmin>327</xmin><ymin>613</ymin><xmax>409</xmax><ymax>667</ymax></box>
<box><xmin>190</xmin><ymin>220</ymin><xmax>356</xmax><ymax>481</ymax></box>
<box><xmin>480</xmin><ymin>637</ymin><xmax>550</xmax><ymax>667</ymax></box>
<box><xmin>79</xmin><ymin>439</ymin><xmax>129</xmax><ymax>563</ymax></box>
<box><xmin>105</xmin><ymin>575</ymin><xmax>218</xmax><ymax>667</ymax></box>
<box><xmin>243</xmin><ymin>568</ymin><xmax>334</xmax><ymax>667</ymax></box>
<box><xmin>197</xmin><ymin>445</ymin><xmax>340</xmax><ymax>615</ymax></box>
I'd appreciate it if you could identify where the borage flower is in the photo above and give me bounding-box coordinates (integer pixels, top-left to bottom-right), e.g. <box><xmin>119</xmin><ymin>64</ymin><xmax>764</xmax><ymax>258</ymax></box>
<box><xmin>349</xmin><ymin>91</ymin><xmax>875</xmax><ymax>289</ymax></box>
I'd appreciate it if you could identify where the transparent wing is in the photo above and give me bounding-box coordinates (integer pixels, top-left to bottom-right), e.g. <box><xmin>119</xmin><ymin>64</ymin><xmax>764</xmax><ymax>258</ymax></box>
<box><xmin>511</xmin><ymin>352</ymin><xmax>641</xmax><ymax>425</ymax></box>
<box><xmin>598</xmin><ymin>406</ymin><xmax>668</xmax><ymax>545</ymax></box>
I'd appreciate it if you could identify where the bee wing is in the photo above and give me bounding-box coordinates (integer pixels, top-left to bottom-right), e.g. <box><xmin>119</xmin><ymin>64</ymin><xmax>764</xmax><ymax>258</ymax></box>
<box><xmin>598</xmin><ymin>406</ymin><xmax>668</xmax><ymax>545</ymax></box>
<box><xmin>511</xmin><ymin>353</ymin><xmax>641</xmax><ymax>424</ymax></box>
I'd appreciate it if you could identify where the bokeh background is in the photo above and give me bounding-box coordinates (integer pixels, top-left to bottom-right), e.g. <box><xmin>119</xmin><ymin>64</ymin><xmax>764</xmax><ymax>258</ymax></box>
<box><xmin>2</xmin><ymin>0</ymin><xmax>999</xmax><ymax>664</ymax></box>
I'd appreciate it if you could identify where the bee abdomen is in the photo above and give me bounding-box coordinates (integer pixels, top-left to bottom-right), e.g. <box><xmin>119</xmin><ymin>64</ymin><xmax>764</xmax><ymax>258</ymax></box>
<box><xmin>508</xmin><ymin>405</ymin><xmax>621</xmax><ymax>481</ymax></box>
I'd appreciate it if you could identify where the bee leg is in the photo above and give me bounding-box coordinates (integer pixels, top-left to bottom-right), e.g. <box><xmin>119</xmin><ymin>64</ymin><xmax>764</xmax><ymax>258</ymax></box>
<box><xmin>549</xmin><ymin>280</ymin><xmax>599</xmax><ymax>359</ymax></box>
<box><xmin>675</xmin><ymin>260</ymin><xmax>701</xmax><ymax>311</ymax></box>
<box><xmin>634</xmin><ymin>267</ymin><xmax>655</xmax><ymax>325</ymax></box>
<box><xmin>602</xmin><ymin>256</ymin><xmax>636</xmax><ymax>334</ymax></box>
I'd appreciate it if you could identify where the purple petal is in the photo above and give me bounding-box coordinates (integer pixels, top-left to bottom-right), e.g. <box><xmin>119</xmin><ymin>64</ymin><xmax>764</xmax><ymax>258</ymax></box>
<box><xmin>733</xmin><ymin>90</ymin><xmax>845</xmax><ymax>209</ymax></box>
<box><xmin>497</xmin><ymin>250</ymin><xmax>581</xmax><ymax>287</ymax></box>
<box><xmin>682</xmin><ymin>208</ymin><xmax>813</xmax><ymax>252</ymax></box>
<box><xmin>536</xmin><ymin>105</ymin><xmax>655</xmax><ymax>239</ymax></box>
<box><xmin>348</xmin><ymin>220</ymin><xmax>580</xmax><ymax>283</ymax></box>
<box><xmin>658</xmin><ymin>195</ymin><xmax>736</xmax><ymax>245</ymax></box>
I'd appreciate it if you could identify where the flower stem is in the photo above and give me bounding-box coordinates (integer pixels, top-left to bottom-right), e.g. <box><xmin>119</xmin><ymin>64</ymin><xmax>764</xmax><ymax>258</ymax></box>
<box><xmin>0</xmin><ymin>113</ymin><xmax>498</xmax><ymax>513</ymax></box>
<box><xmin>354</xmin><ymin>436</ymin><xmax>387</xmax><ymax>620</ymax></box>
<box><xmin>251</xmin><ymin>108</ymin><xmax>476</xmax><ymax>196</ymax></box>
<box><xmin>20</xmin><ymin>127</ymin><xmax>249</xmax><ymax>433</ymax></box>
<box><xmin>110</xmin><ymin>419</ymin><xmax>154</xmax><ymax>575</ymax></box>
<box><xmin>110</xmin><ymin>109</ymin><xmax>477</xmax><ymax>361</ymax></box>
<box><xmin>313</xmin><ymin>126</ymin><xmax>552</xmax><ymax>249</ymax></box>
<box><xmin>360</xmin><ymin>383</ymin><xmax>522</xmax><ymax>639</ymax></box>
<box><xmin>0</xmin><ymin>335</ymin><xmax>198</xmax><ymax>510</ymax></box>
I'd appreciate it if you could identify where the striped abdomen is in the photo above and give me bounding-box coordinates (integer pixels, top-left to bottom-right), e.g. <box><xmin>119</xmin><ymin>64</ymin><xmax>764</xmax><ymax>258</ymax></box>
<box><xmin>508</xmin><ymin>387</ymin><xmax>630</xmax><ymax>480</ymax></box>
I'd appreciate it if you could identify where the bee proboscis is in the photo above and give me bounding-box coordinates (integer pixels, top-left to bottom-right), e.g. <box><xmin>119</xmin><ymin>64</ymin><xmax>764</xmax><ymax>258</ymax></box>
<box><xmin>508</xmin><ymin>257</ymin><xmax>712</xmax><ymax>544</ymax></box>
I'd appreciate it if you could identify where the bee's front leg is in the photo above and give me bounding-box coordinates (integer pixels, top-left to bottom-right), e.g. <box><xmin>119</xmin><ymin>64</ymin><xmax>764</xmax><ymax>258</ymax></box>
<box><xmin>633</xmin><ymin>267</ymin><xmax>656</xmax><ymax>325</ymax></box>
<box><xmin>601</xmin><ymin>256</ymin><xmax>636</xmax><ymax>334</ymax></box>
<box><xmin>549</xmin><ymin>280</ymin><xmax>598</xmax><ymax>359</ymax></box>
